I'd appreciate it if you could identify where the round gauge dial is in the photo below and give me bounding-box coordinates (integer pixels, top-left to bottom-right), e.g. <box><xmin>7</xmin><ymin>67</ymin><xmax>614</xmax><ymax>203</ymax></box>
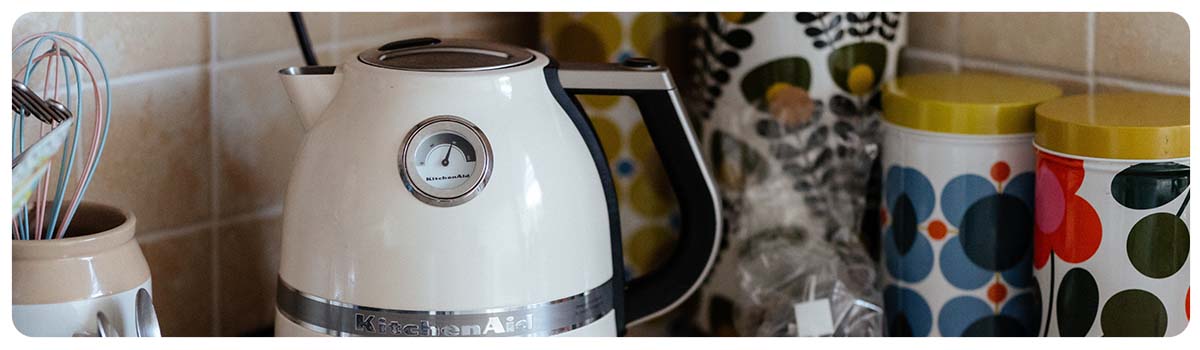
<box><xmin>400</xmin><ymin>116</ymin><xmax>492</xmax><ymax>206</ymax></box>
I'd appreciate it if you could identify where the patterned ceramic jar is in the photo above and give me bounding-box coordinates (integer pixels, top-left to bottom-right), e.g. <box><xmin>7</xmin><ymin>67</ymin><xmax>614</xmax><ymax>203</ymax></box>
<box><xmin>1033</xmin><ymin>93</ymin><xmax>1190</xmax><ymax>337</ymax></box>
<box><xmin>692</xmin><ymin>12</ymin><xmax>906</xmax><ymax>336</ymax></box>
<box><xmin>880</xmin><ymin>73</ymin><xmax>1062</xmax><ymax>337</ymax></box>
<box><xmin>541</xmin><ymin>12</ymin><xmax>693</xmax><ymax>279</ymax></box>
<box><xmin>695</xmin><ymin>12</ymin><xmax>906</xmax><ymax>221</ymax></box>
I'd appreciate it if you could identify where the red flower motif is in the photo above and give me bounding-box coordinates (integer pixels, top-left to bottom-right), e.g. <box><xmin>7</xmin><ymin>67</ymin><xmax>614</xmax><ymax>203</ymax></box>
<box><xmin>1034</xmin><ymin>151</ymin><xmax>1103</xmax><ymax>269</ymax></box>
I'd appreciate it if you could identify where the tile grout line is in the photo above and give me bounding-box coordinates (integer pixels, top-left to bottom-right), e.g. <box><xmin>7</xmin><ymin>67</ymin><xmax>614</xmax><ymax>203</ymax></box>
<box><xmin>135</xmin><ymin>221</ymin><xmax>216</xmax><ymax>244</ymax></box>
<box><xmin>105</xmin><ymin>65</ymin><xmax>209</xmax><ymax>87</ymax></box>
<box><xmin>101</xmin><ymin>17</ymin><xmax>444</xmax><ymax>85</ymax></box>
<box><xmin>212</xmin><ymin>48</ymin><xmax>302</xmax><ymax>70</ymax></box>
<box><xmin>74</xmin><ymin>12</ymin><xmax>84</xmax><ymax>37</ymax></box>
<box><xmin>201</xmin><ymin>17</ymin><xmax>446</xmax><ymax>72</ymax></box>
<box><xmin>135</xmin><ymin>205</ymin><xmax>284</xmax><ymax>244</ymax></box>
<box><xmin>331</xmin><ymin>13</ymin><xmax>342</xmax><ymax>62</ymax></box>
<box><xmin>950</xmin><ymin>12</ymin><xmax>962</xmax><ymax>72</ymax></box>
<box><xmin>207</xmin><ymin>12</ymin><xmax>222</xmax><ymax>337</ymax></box>
<box><xmin>1094</xmin><ymin>76</ymin><xmax>1191</xmax><ymax>95</ymax></box>
<box><xmin>219</xmin><ymin>204</ymin><xmax>284</xmax><ymax>225</ymax></box>
<box><xmin>961</xmin><ymin>56</ymin><xmax>1091</xmax><ymax>83</ymax></box>
<box><xmin>1085</xmin><ymin>12</ymin><xmax>1097</xmax><ymax>94</ymax></box>
<box><xmin>967</xmin><ymin>57</ymin><xmax>1189</xmax><ymax>95</ymax></box>
<box><xmin>902</xmin><ymin>47</ymin><xmax>963</xmax><ymax>67</ymax></box>
<box><xmin>904</xmin><ymin>47</ymin><xmax>1188</xmax><ymax>95</ymax></box>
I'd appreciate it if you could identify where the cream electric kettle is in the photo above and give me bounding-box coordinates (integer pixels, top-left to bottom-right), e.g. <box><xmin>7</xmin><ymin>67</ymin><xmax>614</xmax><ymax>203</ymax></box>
<box><xmin>275</xmin><ymin>38</ymin><xmax>721</xmax><ymax>337</ymax></box>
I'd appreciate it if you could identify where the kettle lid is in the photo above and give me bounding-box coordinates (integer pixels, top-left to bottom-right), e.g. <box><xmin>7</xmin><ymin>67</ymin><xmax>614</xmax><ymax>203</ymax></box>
<box><xmin>357</xmin><ymin>38</ymin><xmax>535</xmax><ymax>72</ymax></box>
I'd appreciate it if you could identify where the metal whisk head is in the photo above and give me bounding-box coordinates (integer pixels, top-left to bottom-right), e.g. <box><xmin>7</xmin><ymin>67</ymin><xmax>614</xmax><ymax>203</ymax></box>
<box><xmin>12</xmin><ymin>79</ymin><xmax>73</xmax><ymax>124</ymax></box>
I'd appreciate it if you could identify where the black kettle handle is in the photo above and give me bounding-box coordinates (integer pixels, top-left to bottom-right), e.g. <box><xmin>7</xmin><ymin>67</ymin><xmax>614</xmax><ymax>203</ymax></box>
<box><xmin>548</xmin><ymin>59</ymin><xmax>723</xmax><ymax>330</ymax></box>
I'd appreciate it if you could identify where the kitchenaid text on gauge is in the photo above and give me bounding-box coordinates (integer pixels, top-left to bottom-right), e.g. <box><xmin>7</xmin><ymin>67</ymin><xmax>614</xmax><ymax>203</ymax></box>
<box><xmin>353</xmin><ymin>313</ymin><xmax>534</xmax><ymax>336</ymax></box>
<box><xmin>425</xmin><ymin>173</ymin><xmax>470</xmax><ymax>182</ymax></box>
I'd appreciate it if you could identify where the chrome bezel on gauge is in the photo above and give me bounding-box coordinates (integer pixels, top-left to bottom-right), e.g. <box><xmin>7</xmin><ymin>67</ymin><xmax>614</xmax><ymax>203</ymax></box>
<box><xmin>399</xmin><ymin>115</ymin><xmax>492</xmax><ymax>207</ymax></box>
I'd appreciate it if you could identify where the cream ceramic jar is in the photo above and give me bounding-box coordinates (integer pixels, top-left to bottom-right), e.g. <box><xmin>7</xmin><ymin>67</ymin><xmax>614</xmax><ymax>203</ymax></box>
<box><xmin>12</xmin><ymin>203</ymin><xmax>153</xmax><ymax>336</ymax></box>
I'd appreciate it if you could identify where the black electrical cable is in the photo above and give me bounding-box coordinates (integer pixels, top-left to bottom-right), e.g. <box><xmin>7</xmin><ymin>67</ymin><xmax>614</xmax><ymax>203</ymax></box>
<box><xmin>289</xmin><ymin>12</ymin><xmax>319</xmax><ymax>66</ymax></box>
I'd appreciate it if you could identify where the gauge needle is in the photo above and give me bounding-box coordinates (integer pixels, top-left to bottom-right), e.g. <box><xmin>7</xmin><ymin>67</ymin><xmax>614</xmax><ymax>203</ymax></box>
<box><xmin>441</xmin><ymin>144</ymin><xmax>452</xmax><ymax>166</ymax></box>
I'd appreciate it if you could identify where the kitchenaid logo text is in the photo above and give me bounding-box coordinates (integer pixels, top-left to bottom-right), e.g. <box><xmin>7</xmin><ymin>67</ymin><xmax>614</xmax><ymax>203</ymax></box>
<box><xmin>354</xmin><ymin>313</ymin><xmax>533</xmax><ymax>336</ymax></box>
<box><xmin>426</xmin><ymin>174</ymin><xmax>470</xmax><ymax>182</ymax></box>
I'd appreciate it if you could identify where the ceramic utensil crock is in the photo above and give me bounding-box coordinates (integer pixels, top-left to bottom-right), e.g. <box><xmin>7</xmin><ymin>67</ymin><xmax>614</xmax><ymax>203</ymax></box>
<box><xmin>880</xmin><ymin>73</ymin><xmax>1062</xmax><ymax>337</ymax></box>
<box><xmin>12</xmin><ymin>202</ymin><xmax>154</xmax><ymax>337</ymax></box>
<box><xmin>1034</xmin><ymin>92</ymin><xmax>1189</xmax><ymax>337</ymax></box>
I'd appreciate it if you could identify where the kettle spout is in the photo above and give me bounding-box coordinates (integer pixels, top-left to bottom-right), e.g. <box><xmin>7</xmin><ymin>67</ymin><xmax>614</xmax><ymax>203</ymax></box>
<box><xmin>279</xmin><ymin>66</ymin><xmax>341</xmax><ymax>130</ymax></box>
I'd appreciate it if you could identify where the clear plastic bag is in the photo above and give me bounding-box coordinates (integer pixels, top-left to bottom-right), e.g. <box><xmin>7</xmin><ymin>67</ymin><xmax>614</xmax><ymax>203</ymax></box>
<box><xmin>734</xmin><ymin>227</ymin><xmax>882</xmax><ymax>336</ymax></box>
<box><xmin>709</xmin><ymin>97</ymin><xmax>883</xmax><ymax>337</ymax></box>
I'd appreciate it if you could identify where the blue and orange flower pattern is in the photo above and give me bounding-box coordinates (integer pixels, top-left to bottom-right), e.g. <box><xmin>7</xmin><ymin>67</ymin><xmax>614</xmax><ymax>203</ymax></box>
<box><xmin>883</xmin><ymin>162</ymin><xmax>1039</xmax><ymax>337</ymax></box>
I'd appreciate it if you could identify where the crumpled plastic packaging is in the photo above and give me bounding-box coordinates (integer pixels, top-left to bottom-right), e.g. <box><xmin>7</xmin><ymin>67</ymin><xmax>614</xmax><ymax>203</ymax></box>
<box><xmin>709</xmin><ymin>98</ymin><xmax>884</xmax><ymax>337</ymax></box>
<box><xmin>733</xmin><ymin>223</ymin><xmax>882</xmax><ymax>336</ymax></box>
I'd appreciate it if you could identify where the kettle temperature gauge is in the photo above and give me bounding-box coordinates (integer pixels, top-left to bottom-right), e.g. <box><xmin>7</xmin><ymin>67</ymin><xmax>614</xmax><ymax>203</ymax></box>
<box><xmin>400</xmin><ymin>116</ymin><xmax>492</xmax><ymax>207</ymax></box>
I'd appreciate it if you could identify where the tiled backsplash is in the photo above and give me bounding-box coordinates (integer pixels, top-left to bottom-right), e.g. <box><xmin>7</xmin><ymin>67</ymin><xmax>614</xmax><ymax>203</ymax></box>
<box><xmin>10</xmin><ymin>12</ymin><xmax>1188</xmax><ymax>337</ymax></box>
<box><xmin>903</xmin><ymin>12</ymin><xmax>1189</xmax><ymax>95</ymax></box>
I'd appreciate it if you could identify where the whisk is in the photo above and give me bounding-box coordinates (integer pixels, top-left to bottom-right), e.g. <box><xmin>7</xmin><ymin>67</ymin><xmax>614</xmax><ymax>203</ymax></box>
<box><xmin>11</xmin><ymin>32</ymin><xmax>111</xmax><ymax>240</ymax></box>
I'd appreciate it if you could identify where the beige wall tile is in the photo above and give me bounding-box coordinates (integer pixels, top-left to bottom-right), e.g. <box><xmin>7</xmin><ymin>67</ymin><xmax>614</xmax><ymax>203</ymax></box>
<box><xmin>443</xmin><ymin>12</ymin><xmax>506</xmax><ymax>26</ymax></box>
<box><xmin>334</xmin><ymin>13</ymin><xmax>445</xmax><ymax>63</ymax></box>
<box><xmin>446</xmin><ymin>13</ymin><xmax>539</xmax><ymax>48</ymax></box>
<box><xmin>82</xmin><ymin>12</ymin><xmax>209</xmax><ymax>77</ymax></box>
<box><xmin>961</xmin><ymin>66</ymin><xmax>1089</xmax><ymax>95</ymax></box>
<box><xmin>217</xmin><ymin>216</ymin><xmax>282</xmax><ymax>336</ymax></box>
<box><xmin>898</xmin><ymin>55</ymin><xmax>956</xmax><ymax>76</ymax></box>
<box><xmin>315</xmin><ymin>47</ymin><xmax>341</xmax><ymax>66</ymax></box>
<box><xmin>1095</xmin><ymin>12</ymin><xmax>1190</xmax><ymax>85</ymax></box>
<box><xmin>305</xmin><ymin>47</ymin><xmax>338</xmax><ymax>67</ymax></box>
<box><xmin>215</xmin><ymin>12</ymin><xmax>335</xmax><ymax>61</ymax></box>
<box><xmin>138</xmin><ymin>229</ymin><xmax>214</xmax><ymax>336</ymax></box>
<box><xmin>1094</xmin><ymin>83</ymin><xmax>1134</xmax><ymax>93</ymax></box>
<box><xmin>337</xmin><ymin>12</ymin><xmax>444</xmax><ymax>42</ymax></box>
<box><xmin>214</xmin><ymin>57</ymin><xmax>306</xmax><ymax>215</ymax></box>
<box><xmin>907</xmin><ymin>12</ymin><xmax>958</xmax><ymax>53</ymax></box>
<box><xmin>1093</xmin><ymin>80</ymin><xmax>1189</xmax><ymax>94</ymax></box>
<box><xmin>84</xmin><ymin>69</ymin><xmax>212</xmax><ymax>232</ymax></box>
<box><xmin>12</xmin><ymin>12</ymin><xmax>75</xmax><ymax>42</ymax></box>
<box><xmin>12</xmin><ymin>12</ymin><xmax>76</xmax><ymax>86</ymax></box>
<box><xmin>960</xmin><ymin>13</ymin><xmax>1088</xmax><ymax>73</ymax></box>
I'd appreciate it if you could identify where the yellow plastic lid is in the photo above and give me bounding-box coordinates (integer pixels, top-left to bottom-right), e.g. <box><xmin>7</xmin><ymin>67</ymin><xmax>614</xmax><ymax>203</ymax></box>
<box><xmin>1035</xmin><ymin>92</ymin><xmax>1189</xmax><ymax>160</ymax></box>
<box><xmin>882</xmin><ymin>73</ymin><xmax>1063</xmax><ymax>135</ymax></box>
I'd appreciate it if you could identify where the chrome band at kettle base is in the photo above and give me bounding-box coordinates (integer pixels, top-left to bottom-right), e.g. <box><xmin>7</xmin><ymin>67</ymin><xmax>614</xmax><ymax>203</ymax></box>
<box><xmin>276</xmin><ymin>278</ymin><xmax>614</xmax><ymax>337</ymax></box>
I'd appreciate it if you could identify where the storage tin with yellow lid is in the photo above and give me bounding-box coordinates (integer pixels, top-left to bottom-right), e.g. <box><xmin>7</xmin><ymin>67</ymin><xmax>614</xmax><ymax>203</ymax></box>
<box><xmin>1032</xmin><ymin>92</ymin><xmax>1189</xmax><ymax>337</ymax></box>
<box><xmin>878</xmin><ymin>73</ymin><xmax>1062</xmax><ymax>337</ymax></box>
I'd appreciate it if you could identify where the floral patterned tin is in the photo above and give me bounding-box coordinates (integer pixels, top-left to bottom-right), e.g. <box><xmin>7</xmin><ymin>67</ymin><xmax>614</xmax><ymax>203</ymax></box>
<box><xmin>880</xmin><ymin>73</ymin><xmax>1062</xmax><ymax>336</ymax></box>
<box><xmin>1033</xmin><ymin>93</ymin><xmax>1189</xmax><ymax>337</ymax></box>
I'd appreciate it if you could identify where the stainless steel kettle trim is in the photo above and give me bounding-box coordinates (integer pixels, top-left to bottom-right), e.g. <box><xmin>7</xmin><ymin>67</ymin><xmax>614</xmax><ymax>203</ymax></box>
<box><xmin>398</xmin><ymin>115</ymin><xmax>493</xmax><ymax>207</ymax></box>
<box><xmin>358</xmin><ymin>38</ymin><xmax>535</xmax><ymax>72</ymax></box>
<box><xmin>276</xmin><ymin>277</ymin><xmax>613</xmax><ymax>337</ymax></box>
